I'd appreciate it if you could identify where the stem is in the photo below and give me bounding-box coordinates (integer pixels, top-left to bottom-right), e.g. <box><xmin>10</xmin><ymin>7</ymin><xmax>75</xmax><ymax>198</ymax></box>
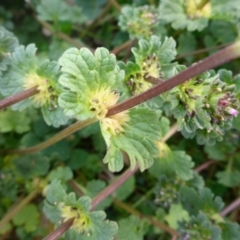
<box><xmin>109</xmin><ymin>0</ymin><xmax>121</xmax><ymax>11</ymax></box>
<box><xmin>43</xmin><ymin>218</ymin><xmax>74</xmax><ymax>240</ymax></box>
<box><xmin>42</xmin><ymin>124</ymin><xmax>179</xmax><ymax>239</ymax></box>
<box><xmin>111</xmin><ymin>39</ymin><xmax>135</xmax><ymax>55</ymax></box>
<box><xmin>68</xmin><ymin>180</ymin><xmax>84</xmax><ymax>197</ymax></box>
<box><xmin>36</xmin><ymin>18</ymin><xmax>94</xmax><ymax>52</ymax></box>
<box><xmin>162</xmin><ymin>123</ymin><xmax>178</xmax><ymax>142</ymax></box>
<box><xmin>81</xmin><ymin>2</ymin><xmax>111</xmax><ymax>37</ymax></box>
<box><xmin>91</xmin><ymin>165</ymin><xmax>139</xmax><ymax>209</ymax></box>
<box><xmin>175</xmin><ymin>43</ymin><xmax>231</xmax><ymax>60</ymax></box>
<box><xmin>132</xmin><ymin>188</ymin><xmax>154</xmax><ymax>208</ymax></box>
<box><xmin>113</xmin><ymin>198</ymin><xmax>179</xmax><ymax>238</ymax></box>
<box><xmin>0</xmin><ymin>189</ymin><xmax>39</xmax><ymax>229</ymax></box>
<box><xmin>8</xmin><ymin>118</ymin><xmax>97</xmax><ymax>154</ymax></box>
<box><xmin>194</xmin><ymin>160</ymin><xmax>216</xmax><ymax>173</ymax></box>
<box><xmin>0</xmin><ymin>87</ymin><xmax>38</xmax><ymax>111</ymax></box>
<box><xmin>220</xmin><ymin>196</ymin><xmax>240</xmax><ymax>217</ymax></box>
<box><xmin>107</xmin><ymin>41</ymin><xmax>240</xmax><ymax>116</ymax></box>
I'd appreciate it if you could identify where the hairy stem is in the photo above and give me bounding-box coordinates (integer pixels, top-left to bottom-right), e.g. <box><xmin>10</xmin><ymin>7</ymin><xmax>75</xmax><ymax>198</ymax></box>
<box><xmin>43</xmin><ymin>218</ymin><xmax>74</xmax><ymax>240</ymax></box>
<box><xmin>8</xmin><ymin>118</ymin><xmax>97</xmax><ymax>154</ymax></box>
<box><xmin>91</xmin><ymin>165</ymin><xmax>139</xmax><ymax>209</ymax></box>
<box><xmin>113</xmin><ymin>198</ymin><xmax>179</xmax><ymax>238</ymax></box>
<box><xmin>0</xmin><ymin>188</ymin><xmax>39</xmax><ymax>229</ymax></box>
<box><xmin>0</xmin><ymin>87</ymin><xmax>38</xmax><ymax>111</ymax></box>
<box><xmin>107</xmin><ymin>41</ymin><xmax>240</xmax><ymax>116</ymax></box>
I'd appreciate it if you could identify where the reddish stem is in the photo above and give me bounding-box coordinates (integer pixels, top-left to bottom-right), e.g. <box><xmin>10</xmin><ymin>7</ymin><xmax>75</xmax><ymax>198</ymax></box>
<box><xmin>0</xmin><ymin>87</ymin><xmax>38</xmax><ymax>111</ymax></box>
<box><xmin>107</xmin><ymin>42</ymin><xmax>240</xmax><ymax>116</ymax></box>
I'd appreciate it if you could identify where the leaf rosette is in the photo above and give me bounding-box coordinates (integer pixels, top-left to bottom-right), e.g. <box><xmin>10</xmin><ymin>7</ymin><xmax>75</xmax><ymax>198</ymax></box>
<box><xmin>43</xmin><ymin>180</ymin><xmax>118</xmax><ymax>240</ymax></box>
<box><xmin>0</xmin><ymin>44</ymin><xmax>68</xmax><ymax>127</ymax></box>
<box><xmin>58</xmin><ymin>48</ymin><xmax>162</xmax><ymax>172</ymax></box>
<box><xmin>119</xmin><ymin>35</ymin><xmax>178</xmax><ymax>96</ymax></box>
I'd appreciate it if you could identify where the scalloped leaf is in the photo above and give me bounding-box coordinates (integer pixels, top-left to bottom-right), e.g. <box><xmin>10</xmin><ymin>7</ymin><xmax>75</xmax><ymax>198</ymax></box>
<box><xmin>180</xmin><ymin>187</ymin><xmax>224</xmax><ymax>220</ymax></box>
<box><xmin>118</xmin><ymin>5</ymin><xmax>163</xmax><ymax>39</ymax></box>
<box><xmin>116</xmin><ymin>215</ymin><xmax>149</xmax><ymax>240</ymax></box>
<box><xmin>36</xmin><ymin>0</ymin><xmax>84</xmax><ymax>24</ymax></box>
<box><xmin>0</xmin><ymin>26</ymin><xmax>19</xmax><ymax>75</ymax></box>
<box><xmin>159</xmin><ymin>0</ymin><xmax>210</xmax><ymax>31</ymax></box>
<box><xmin>216</xmin><ymin>170</ymin><xmax>240</xmax><ymax>187</ymax></box>
<box><xmin>149</xmin><ymin>143</ymin><xmax>194</xmax><ymax>180</ymax></box>
<box><xmin>43</xmin><ymin>180</ymin><xmax>117</xmax><ymax>240</ymax></box>
<box><xmin>132</xmin><ymin>35</ymin><xmax>177</xmax><ymax>65</ymax></box>
<box><xmin>178</xmin><ymin>213</ymin><xmax>221</xmax><ymax>240</ymax></box>
<box><xmin>102</xmin><ymin>108</ymin><xmax>161</xmax><ymax>172</ymax></box>
<box><xmin>0</xmin><ymin>109</ymin><xmax>31</xmax><ymax>133</ymax></box>
<box><xmin>58</xmin><ymin>47</ymin><xmax>125</xmax><ymax>120</ymax></box>
<box><xmin>0</xmin><ymin>44</ymin><xmax>37</xmax><ymax>109</ymax></box>
<box><xmin>12</xmin><ymin>204</ymin><xmax>39</xmax><ymax>232</ymax></box>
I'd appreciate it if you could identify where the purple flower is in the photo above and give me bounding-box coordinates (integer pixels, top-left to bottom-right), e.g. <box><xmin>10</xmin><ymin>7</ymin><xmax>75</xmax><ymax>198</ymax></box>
<box><xmin>226</xmin><ymin>107</ymin><xmax>239</xmax><ymax>117</ymax></box>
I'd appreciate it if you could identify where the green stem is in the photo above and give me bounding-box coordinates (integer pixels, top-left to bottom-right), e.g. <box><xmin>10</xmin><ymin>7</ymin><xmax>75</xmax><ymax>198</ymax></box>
<box><xmin>0</xmin><ymin>87</ymin><xmax>39</xmax><ymax>111</ymax></box>
<box><xmin>0</xmin><ymin>188</ymin><xmax>39</xmax><ymax>229</ymax></box>
<box><xmin>175</xmin><ymin>42</ymin><xmax>231</xmax><ymax>60</ymax></box>
<box><xmin>43</xmin><ymin>124</ymin><xmax>179</xmax><ymax>239</ymax></box>
<box><xmin>8</xmin><ymin>118</ymin><xmax>97</xmax><ymax>155</ymax></box>
<box><xmin>113</xmin><ymin>198</ymin><xmax>179</xmax><ymax>238</ymax></box>
<box><xmin>109</xmin><ymin>0</ymin><xmax>121</xmax><ymax>11</ymax></box>
<box><xmin>107</xmin><ymin>41</ymin><xmax>240</xmax><ymax>116</ymax></box>
<box><xmin>133</xmin><ymin>188</ymin><xmax>154</xmax><ymax>208</ymax></box>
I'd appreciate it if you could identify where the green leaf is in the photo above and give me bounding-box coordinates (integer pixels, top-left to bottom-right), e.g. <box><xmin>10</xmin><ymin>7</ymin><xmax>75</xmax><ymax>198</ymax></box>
<box><xmin>159</xmin><ymin>0</ymin><xmax>210</xmax><ymax>31</ymax></box>
<box><xmin>118</xmin><ymin>5</ymin><xmax>162</xmax><ymax>39</ymax></box>
<box><xmin>84</xmin><ymin>180</ymin><xmax>112</xmax><ymax>210</ymax></box>
<box><xmin>0</xmin><ymin>109</ymin><xmax>31</xmax><ymax>133</ymax></box>
<box><xmin>149</xmin><ymin>144</ymin><xmax>194</xmax><ymax>180</ymax></box>
<box><xmin>177</xmin><ymin>32</ymin><xmax>197</xmax><ymax>64</ymax></box>
<box><xmin>58</xmin><ymin>47</ymin><xmax>125</xmax><ymax>120</ymax></box>
<box><xmin>75</xmin><ymin>0</ymin><xmax>107</xmax><ymax>21</ymax></box>
<box><xmin>116</xmin><ymin>215</ymin><xmax>149</xmax><ymax>240</ymax></box>
<box><xmin>12</xmin><ymin>204</ymin><xmax>39</xmax><ymax>232</ymax></box>
<box><xmin>0</xmin><ymin>26</ymin><xmax>19</xmax><ymax>75</ymax></box>
<box><xmin>165</xmin><ymin>204</ymin><xmax>190</xmax><ymax>229</ymax></box>
<box><xmin>220</xmin><ymin>221</ymin><xmax>240</xmax><ymax>240</ymax></box>
<box><xmin>180</xmin><ymin>187</ymin><xmax>224</xmax><ymax>220</ymax></box>
<box><xmin>67</xmin><ymin>149</ymin><xmax>89</xmax><ymax>170</ymax></box>
<box><xmin>114</xmin><ymin>176</ymin><xmax>135</xmax><ymax>201</ymax></box>
<box><xmin>41</xmin><ymin>105</ymin><xmax>69</xmax><ymax>127</ymax></box>
<box><xmin>0</xmin><ymin>44</ymin><xmax>37</xmax><ymax>110</ymax></box>
<box><xmin>216</xmin><ymin>170</ymin><xmax>240</xmax><ymax>187</ymax></box>
<box><xmin>102</xmin><ymin>108</ymin><xmax>162</xmax><ymax>172</ymax></box>
<box><xmin>178</xmin><ymin>213</ymin><xmax>221</xmax><ymax>240</ymax></box>
<box><xmin>132</xmin><ymin>35</ymin><xmax>177</xmax><ymax>65</ymax></box>
<box><xmin>45</xmin><ymin>180</ymin><xmax>67</xmax><ymax>205</ymax></box>
<box><xmin>48</xmin><ymin>166</ymin><xmax>73</xmax><ymax>182</ymax></box>
<box><xmin>36</xmin><ymin>0</ymin><xmax>84</xmax><ymax>24</ymax></box>
<box><xmin>13</xmin><ymin>153</ymin><xmax>50</xmax><ymax>179</ymax></box>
